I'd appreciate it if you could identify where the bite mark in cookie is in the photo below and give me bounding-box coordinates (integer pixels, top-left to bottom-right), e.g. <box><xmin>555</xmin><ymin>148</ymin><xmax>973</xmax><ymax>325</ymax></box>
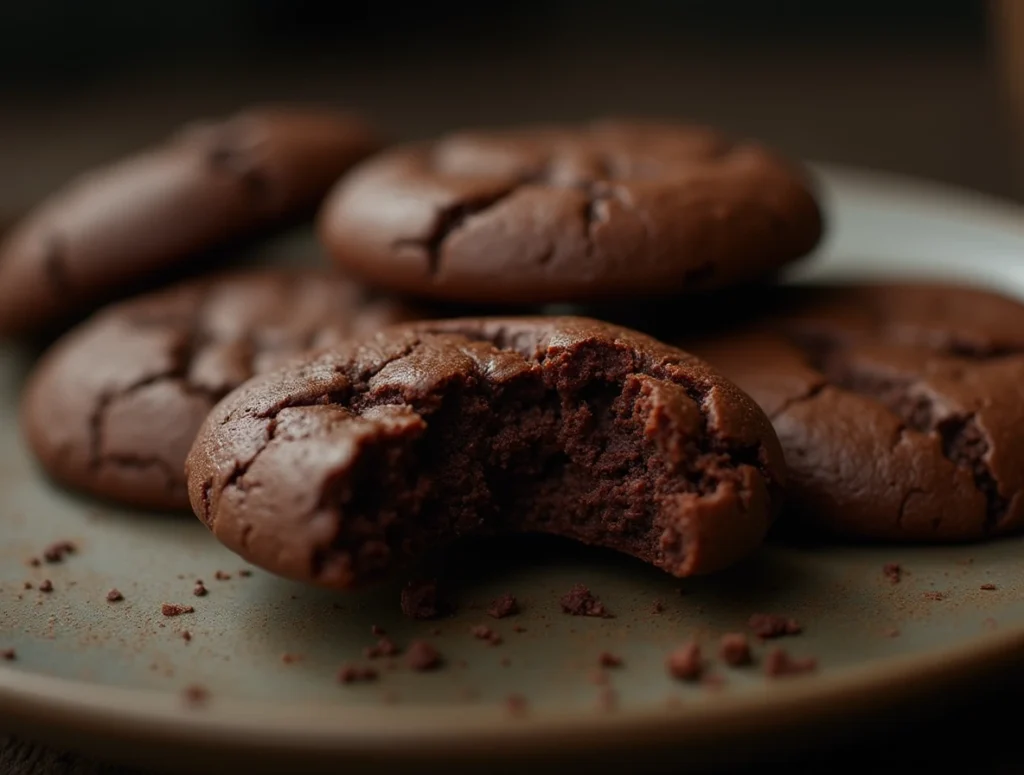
<box><xmin>186</xmin><ymin>317</ymin><xmax>784</xmax><ymax>586</ymax></box>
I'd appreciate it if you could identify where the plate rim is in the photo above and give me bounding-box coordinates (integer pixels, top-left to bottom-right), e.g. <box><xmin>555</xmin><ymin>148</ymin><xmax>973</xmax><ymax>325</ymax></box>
<box><xmin>809</xmin><ymin>161</ymin><xmax>1024</xmax><ymax>238</ymax></box>
<box><xmin>2</xmin><ymin>625</ymin><xmax>1024</xmax><ymax>764</ymax></box>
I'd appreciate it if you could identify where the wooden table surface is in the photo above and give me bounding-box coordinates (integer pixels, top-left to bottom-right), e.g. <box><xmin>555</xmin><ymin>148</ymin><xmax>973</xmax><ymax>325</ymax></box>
<box><xmin>1</xmin><ymin>33</ymin><xmax>1022</xmax><ymax>773</ymax></box>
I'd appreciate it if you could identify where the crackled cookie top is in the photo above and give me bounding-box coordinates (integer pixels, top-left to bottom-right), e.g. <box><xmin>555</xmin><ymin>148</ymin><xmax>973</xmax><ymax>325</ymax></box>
<box><xmin>21</xmin><ymin>268</ymin><xmax>427</xmax><ymax>511</ymax></box>
<box><xmin>186</xmin><ymin>316</ymin><xmax>785</xmax><ymax>587</ymax></box>
<box><xmin>318</xmin><ymin>121</ymin><xmax>823</xmax><ymax>305</ymax></box>
<box><xmin>685</xmin><ymin>283</ymin><xmax>1024</xmax><ymax>541</ymax></box>
<box><xmin>0</xmin><ymin>106</ymin><xmax>380</xmax><ymax>335</ymax></box>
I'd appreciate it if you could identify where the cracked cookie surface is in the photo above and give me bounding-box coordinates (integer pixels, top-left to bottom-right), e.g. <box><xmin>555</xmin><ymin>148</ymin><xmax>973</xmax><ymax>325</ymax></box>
<box><xmin>317</xmin><ymin>121</ymin><xmax>823</xmax><ymax>305</ymax></box>
<box><xmin>185</xmin><ymin>316</ymin><xmax>785</xmax><ymax>587</ymax></box>
<box><xmin>684</xmin><ymin>283</ymin><xmax>1024</xmax><ymax>541</ymax></box>
<box><xmin>0</xmin><ymin>106</ymin><xmax>380</xmax><ymax>336</ymax></box>
<box><xmin>20</xmin><ymin>268</ymin><xmax>428</xmax><ymax>511</ymax></box>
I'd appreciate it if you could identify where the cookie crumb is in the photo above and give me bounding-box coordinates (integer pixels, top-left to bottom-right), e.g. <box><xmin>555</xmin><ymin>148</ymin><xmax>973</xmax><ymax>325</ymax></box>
<box><xmin>666</xmin><ymin>642</ymin><xmax>702</xmax><ymax>681</ymax></box>
<box><xmin>106</xmin><ymin>589</ymin><xmax>123</xmax><ymax>602</ymax></box>
<box><xmin>1</xmin><ymin>648</ymin><xmax>15</xmax><ymax>661</ymax></box>
<box><xmin>214</xmin><ymin>571</ymin><xmax>231</xmax><ymax>581</ymax></box>
<box><xmin>364</xmin><ymin>637</ymin><xmax>400</xmax><ymax>659</ymax></box>
<box><xmin>651</xmin><ymin>599</ymin><xmax>665</xmax><ymax>614</ymax></box>
<box><xmin>281</xmin><ymin>653</ymin><xmax>302</xmax><ymax>664</ymax></box>
<box><xmin>702</xmin><ymin>673</ymin><xmax>726</xmax><ymax>690</ymax></box>
<box><xmin>23</xmin><ymin>581</ymin><xmax>32</xmax><ymax>590</ymax></box>
<box><xmin>560</xmin><ymin>584</ymin><xmax>611</xmax><ymax>617</ymax></box>
<box><xmin>505</xmin><ymin>694</ymin><xmax>528</xmax><ymax>717</ymax></box>
<box><xmin>182</xmin><ymin>685</ymin><xmax>209</xmax><ymax>706</ymax></box>
<box><xmin>598</xmin><ymin>651</ymin><xmax>623</xmax><ymax>668</ymax></box>
<box><xmin>748</xmin><ymin>613</ymin><xmax>801</xmax><ymax>638</ymax></box>
<box><xmin>470</xmin><ymin>625</ymin><xmax>503</xmax><ymax>645</ymax></box>
<box><xmin>406</xmin><ymin>640</ymin><xmax>442</xmax><ymax>671</ymax></box>
<box><xmin>882</xmin><ymin>563</ymin><xmax>902</xmax><ymax>584</ymax></box>
<box><xmin>719</xmin><ymin>633</ymin><xmax>752</xmax><ymax>666</ymax></box>
<box><xmin>43</xmin><ymin>540</ymin><xmax>76</xmax><ymax>563</ymax></box>
<box><xmin>764</xmin><ymin>648</ymin><xmax>817</xmax><ymax>678</ymax></box>
<box><xmin>596</xmin><ymin>688</ymin><xmax>618</xmax><ymax>712</ymax></box>
<box><xmin>370</xmin><ymin>624</ymin><xmax>386</xmax><ymax>636</ymax></box>
<box><xmin>27</xmin><ymin>557</ymin><xmax>41</xmax><ymax>567</ymax></box>
<box><xmin>513</xmin><ymin>625</ymin><xmax>527</xmax><ymax>633</ymax></box>
<box><xmin>161</xmin><ymin>603</ymin><xmax>194</xmax><ymax>617</ymax></box>
<box><xmin>182</xmin><ymin>631</ymin><xmax>193</xmax><ymax>642</ymax></box>
<box><xmin>38</xmin><ymin>579</ymin><xmax>53</xmax><ymax>593</ymax></box>
<box><xmin>401</xmin><ymin>579</ymin><xmax>445</xmax><ymax>620</ymax></box>
<box><xmin>192</xmin><ymin>581</ymin><xmax>208</xmax><ymax>597</ymax></box>
<box><xmin>980</xmin><ymin>583</ymin><xmax>997</xmax><ymax>591</ymax></box>
<box><xmin>923</xmin><ymin>591</ymin><xmax>946</xmax><ymax>601</ymax></box>
<box><xmin>337</xmin><ymin>664</ymin><xmax>378</xmax><ymax>684</ymax></box>
<box><xmin>238</xmin><ymin>569</ymin><xmax>252</xmax><ymax>577</ymax></box>
<box><xmin>487</xmin><ymin>594</ymin><xmax>519</xmax><ymax>619</ymax></box>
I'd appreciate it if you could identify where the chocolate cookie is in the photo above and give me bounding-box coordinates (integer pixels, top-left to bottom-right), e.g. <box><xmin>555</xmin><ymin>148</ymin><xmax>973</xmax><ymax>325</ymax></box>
<box><xmin>317</xmin><ymin>120</ymin><xmax>822</xmax><ymax>305</ymax></box>
<box><xmin>684</xmin><ymin>283</ymin><xmax>1024</xmax><ymax>541</ymax></box>
<box><xmin>185</xmin><ymin>317</ymin><xmax>785</xmax><ymax>587</ymax></box>
<box><xmin>21</xmin><ymin>269</ymin><xmax>427</xmax><ymax>511</ymax></box>
<box><xmin>0</xmin><ymin>107</ymin><xmax>380</xmax><ymax>336</ymax></box>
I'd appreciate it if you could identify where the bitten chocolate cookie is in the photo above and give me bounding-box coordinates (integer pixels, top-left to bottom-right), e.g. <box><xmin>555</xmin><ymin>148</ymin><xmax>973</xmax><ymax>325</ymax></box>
<box><xmin>0</xmin><ymin>106</ymin><xmax>380</xmax><ymax>336</ymax></box>
<box><xmin>186</xmin><ymin>317</ymin><xmax>785</xmax><ymax>587</ymax></box>
<box><xmin>684</xmin><ymin>283</ymin><xmax>1024</xmax><ymax>541</ymax></box>
<box><xmin>21</xmin><ymin>269</ymin><xmax>427</xmax><ymax>511</ymax></box>
<box><xmin>318</xmin><ymin>120</ymin><xmax>822</xmax><ymax>305</ymax></box>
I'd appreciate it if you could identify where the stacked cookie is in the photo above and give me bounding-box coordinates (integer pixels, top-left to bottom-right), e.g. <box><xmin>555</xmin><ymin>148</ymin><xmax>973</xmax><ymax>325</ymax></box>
<box><xmin>6</xmin><ymin>108</ymin><xmax>1019</xmax><ymax>595</ymax></box>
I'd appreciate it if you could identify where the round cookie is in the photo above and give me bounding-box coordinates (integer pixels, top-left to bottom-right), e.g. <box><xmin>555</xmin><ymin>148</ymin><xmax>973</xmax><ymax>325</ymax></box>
<box><xmin>0</xmin><ymin>106</ymin><xmax>381</xmax><ymax>336</ymax></box>
<box><xmin>683</xmin><ymin>283</ymin><xmax>1024</xmax><ymax>542</ymax></box>
<box><xmin>186</xmin><ymin>316</ymin><xmax>786</xmax><ymax>587</ymax></box>
<box><xmin>318</xmin><ymin>120</ymin><xmax>823</xmax><ymax>305</ymax></box>
<box><xmin>21</xmin><ymin>269</ymin><xmax>428</xmax><ymax>511</ymax></box>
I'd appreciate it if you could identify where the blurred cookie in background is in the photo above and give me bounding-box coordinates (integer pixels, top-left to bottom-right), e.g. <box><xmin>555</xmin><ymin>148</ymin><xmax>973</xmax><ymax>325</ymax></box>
<box><xmin>20</xmin><ymin>268</ymin><xmax>431</xmax><ymax>511</ymax></box>
<box><xmin>0</xmin><ymin>106</ymin><xmax>382</xmax><ymax>337</ymax></box>
<box><xmin>319</xmin><ymin>119</ymin><xmax>823</xmax><ymax>306</ymax></box>
<box><xmin>684</xmin><ymin>282</ymin><xmax>1024</xmax><ymax>543</ymax></box>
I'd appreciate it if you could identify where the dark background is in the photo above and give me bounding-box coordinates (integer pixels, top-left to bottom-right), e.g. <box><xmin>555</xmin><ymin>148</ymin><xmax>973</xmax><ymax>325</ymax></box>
<box><xmin>1</xmin><ymin>1</ymin><xmax>1020</xmax><ymax>215</ymax></box>
<box><xmin>0</xmin><ymin>1</ymin><xmax>993</xmax><ymax>85</ymax></box>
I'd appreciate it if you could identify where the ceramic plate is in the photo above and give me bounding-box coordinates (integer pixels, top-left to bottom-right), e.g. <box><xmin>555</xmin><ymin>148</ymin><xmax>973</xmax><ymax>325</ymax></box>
<box><xmin>3</xmin><ymin>165</ymin><xmax>1024</xmax><ymax>774</ymax></box>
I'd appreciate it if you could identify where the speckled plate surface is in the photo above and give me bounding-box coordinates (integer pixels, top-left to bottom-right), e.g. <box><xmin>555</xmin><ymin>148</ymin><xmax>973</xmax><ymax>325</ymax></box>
<box><xmin>4</xmin><ymin>165</ymin><xmax>1024</xmax><ymax>774</ymax></box>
